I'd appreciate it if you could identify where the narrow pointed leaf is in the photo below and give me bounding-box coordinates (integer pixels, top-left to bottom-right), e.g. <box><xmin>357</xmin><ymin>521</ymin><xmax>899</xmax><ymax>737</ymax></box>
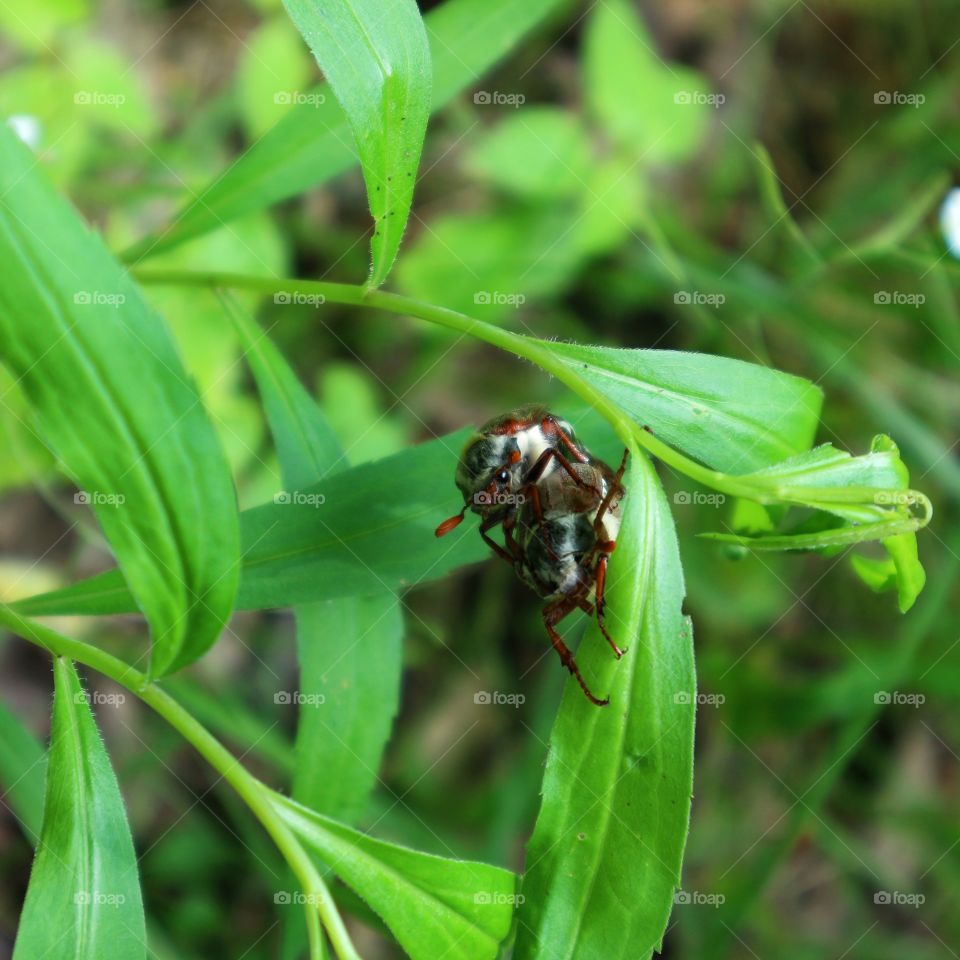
<box><xmin>0</xmin><ymin>124</ymin><xmax>239</xmax><ymax>676</ymax></box>
<box><xmin>273</xmin><ymin>793</ymin><xmax>517</xmax><ymax>960</ymax></box>
<box><xmin>701</xmin><ymin>519</ymin><xmax>925</xmax><ymax>552</ymax></box>
<box><xmin>514</xmin><ymin>450</ymin><xmax>695</xmax><ymax>960</ymax></box>
<box><xmin>281</xmin><ymin>0</ymin><xmax>431</xmax><ymax>287</ymax></box>
<box><xmin>0</xmin><ymin>697</ymin><xmax>47</xmax><ymax>842</ymax></box>
<box><xmin>124</xmin><ymin>0</ymin><xmax>567</xmax><ymax>260</ymax></box>
<box><xmin>738</xmin><ymin>440</ymin><xmax>907</xmax><ymax>493</ymax></box>
<box><xmin>541</xmin><ymin>342</ymin><xmax>823</xmax><ymax>473</ymax></box>
<box><xmin>230</xmin><ymin>300</ymin><xmax>403</xmax><ymax>822</ymax></box>
<box><xmin>14</xmin><ymin>658</ymin><xmax>145</xmax><ymax>960</ymax></box>
<box><xmin>13</xmin><ymin>432</ymin><xmax>486</xmax><ymax>617</ymax></box>
<box><xmin>292</xmin><ymin>596</ymin><xmax>403</xmax><ymax>822</ymax></box>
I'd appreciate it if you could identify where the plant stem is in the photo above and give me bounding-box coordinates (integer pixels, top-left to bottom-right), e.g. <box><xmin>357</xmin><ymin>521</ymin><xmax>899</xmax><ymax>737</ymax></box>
<box><xmin>0</xmin><ymin>606</ymin><xmax>358</xmax><ymax>960</ymax></box>
<box><xmin>133</xmin><ymin>268</ymin><xmax>932</xmax><ymax>528</ymax></box>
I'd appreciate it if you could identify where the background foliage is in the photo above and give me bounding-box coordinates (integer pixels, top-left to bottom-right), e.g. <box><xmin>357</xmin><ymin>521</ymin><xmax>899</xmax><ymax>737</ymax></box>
<box><xmin>0</xmin><ymin>0</ymin><xmax>957</xmax><ymax>958</ymax></box>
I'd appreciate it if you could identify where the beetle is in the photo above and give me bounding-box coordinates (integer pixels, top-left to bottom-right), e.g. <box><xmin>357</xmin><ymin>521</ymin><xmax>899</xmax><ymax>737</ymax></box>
<box><xmin>436</xmin><ymin>406</ymin><xmax>629</xmax><ymax>706</ymax></box>
<box><xmin>514</xmin><ymin>451</ymin><xmax>628</xmax><ymax>706</ymax></box>
<box><xmin>434</xmin><ymin>405</ymin><xmax>601</xmax><ymax>563</ymax></box>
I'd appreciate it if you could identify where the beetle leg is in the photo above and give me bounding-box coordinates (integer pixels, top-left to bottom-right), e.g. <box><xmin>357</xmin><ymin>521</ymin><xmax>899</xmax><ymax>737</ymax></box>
<box><xmin>478</xmin><ymin>512</ymin><xmax>516</xmax><ymax>566</ymax></box>
<box><xmin>543</xmin><ymin>598</ymin><xmax>609</xmax><ymax>706</ymax></box>
<box><xmin>586</xmin><ymin>447</ymin><xmax>629</xmax><ymax>547</ymax></box>
<box><xmin>593</xmin><ymin>554</ymin><xmax>625</xmax><ymax>658</ymax></box>
<box><xmin>525</xmin><ymin>482</ymin><xmax>562</xmax><ymax>563</ymax></box>
<box><xmin>523</xmin><ymin>445</ymin><xmax>597</xmax><ymax>491</ymax></box>
<box><xmin>541</xmin><ymin>416</ymin><xmax>591</xmax><ymax>464</ymax></box>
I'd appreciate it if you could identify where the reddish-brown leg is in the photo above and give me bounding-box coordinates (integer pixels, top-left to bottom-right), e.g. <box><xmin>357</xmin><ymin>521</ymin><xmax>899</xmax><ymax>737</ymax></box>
<box><xmin>523</xmin><ymin>445</ymin><xmax>598</xmax><ymax>491</ymax></box>
<box><xmin>500</xmin><ymin>510</ymin><xmax>527</xmax><ymax>567</ymax></box>
<box><xmin>478</xmin><ymin>512</ymin><xmax>516</xmax><ymax>566</ymax></box>
<box><xmin>593</xmin><ymin>448</ymin><xmax>629</xmax><ymax>534</ymax></box>
<box><xmin>541</xmin><ymin>416</ymin><xmax>591</xmax><ymax>464</ymax></box>
<box><xmin>543</xmin><ymin>598</ymin><xmax>609</xmax><ymax>706</ymax></box>
<box><xmin>524</xmin><ymin>481</ymin><xmax>564</xmax><ymax>564</ymax></box>
<box><xmin>579</xmin><ymin>448</ymin><xmax>629</xmax><ymax>656</ymax></box>
<box><xmin>581</xmin><ymin>447</ymin><xmax>628</xmax><ymax>563</ymax></box>
<box><xmin>593</xmin><ymin>553</ymin><xmax>625</xmax><ymax>658</ymax></box>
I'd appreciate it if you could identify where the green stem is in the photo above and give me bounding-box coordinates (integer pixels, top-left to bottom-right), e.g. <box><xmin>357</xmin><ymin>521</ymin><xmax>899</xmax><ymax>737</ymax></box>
<box><xmin>133</xmin><ymin>268</ymin><xmax>932</xmax><ymax>527</ymax></box>
<box><xmin>0</xmin><ymin>607</ymin><xmax>358</xmax><ymax>960</ymax></box>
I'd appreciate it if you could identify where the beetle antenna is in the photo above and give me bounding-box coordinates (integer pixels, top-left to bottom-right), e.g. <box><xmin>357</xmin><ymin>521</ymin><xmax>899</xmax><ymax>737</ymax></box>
<box><xmin>435</xmin><ymin>505</ymin><xmax>467</xmax><ymax>537</ymax></box>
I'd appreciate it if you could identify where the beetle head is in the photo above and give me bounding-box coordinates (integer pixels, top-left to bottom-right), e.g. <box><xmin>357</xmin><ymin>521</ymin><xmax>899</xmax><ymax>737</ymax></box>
<box><xmin>436</xmin><ymin>432</ymin><xmax>524</xmax><ymax>537</ymax></box>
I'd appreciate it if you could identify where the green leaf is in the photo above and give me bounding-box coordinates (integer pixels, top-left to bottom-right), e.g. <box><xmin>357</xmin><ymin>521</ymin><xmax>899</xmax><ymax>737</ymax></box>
<box><xmin>14</xmin><ymin>658</ymin><xmax>145</xmax><ymax>960</ymax></box>
<box><xmin>0</xmin><ymin>696</ymin><xmax>47</xmax><ymax>842</ymax></box>
<box><xmin>272</xmin><ymin>792</ymin><xmax>517</xmax><ymax>960</ymax></box>
<box><xmin>849</xmin><ymin>553</ymin><xmax>897</xmax><ymax>594</ymax></box>
<box><xmin>279</xmin><ymin>0</ymin><xmax>432</xmax><ymax>287</ymax></box>
<box><xmin>0</xmin><ymin>124</ymin><xmax>240</xmax><ymax>677</ymax></box>
<box><xmin>13</xmin><ymin>432</ymin><xmax>487</xmax><ymax>617</ymax></box>
<box><xmin>736</xmin><ymin>439</ymin><xmax>909</xmax><ymax>496</ymax></box>
<box><xmin>293</xmin><ymin>596</ymin><xmax>403</xmax><ymax>822</ymax></box>
<box><xmin>123</xmin><ymin>0</ymin><xmax>568</xmax><ymax>260</ymax></box>
<box><xmin>711</xmin><ymin>437</ymin><xmax>928</xmax><ymax>610</ymax></box>
<box><xmin>583</xmin><ymin>0</ymin><xmax>711</xmax><ymax>164</ymax></box>
<box><xmin>700</xmin><ymin>520</ymin><xmax>924</xmax><ymax>553</ymax></box>
<box><xmin>462</xmin><ymin>107</ymin><xmax>592</xmax><ymax>200</ymax></box>
<box><xmin>228</xmin><ymin>298</ymin><xmax>403</xmax><ymax>822</ymax></box>
<box><xmin>236</xmin><ymin>15</ymin><xmax>315</xmax><ymax>139</ymax></box>
<box><xmin>320</xmin><ymin>363</ymin><xmax>407</xmax><ymax>465</ymax></box>
<box><xmin>881</xmin><ymin>532</ymin><xmax>926</xmax><ymax>613</ymax></box>
<box><xmin>541</xmin><ymin>342</ymin><xmax>823</xmax><ymax>473</ymax></box>
<box><xmin>514</xmin><ymin>450</ymin><xmax>695</xmax><ymax>960</ymax></box>
<box><xmin>227</xmin><ymin>297</ymin><xmax>344</xmax><ymax>491</ymax></box>
<box><xmin>848</xmin><ymin>539</ymin><xmax>926</xmax><ymax>613</ymax></box>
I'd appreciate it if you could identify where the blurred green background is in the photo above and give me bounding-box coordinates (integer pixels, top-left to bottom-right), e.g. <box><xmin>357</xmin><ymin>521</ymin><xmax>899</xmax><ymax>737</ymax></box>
<box><xmin>1</xmin><ymin>0</ymin><xmax>959</xmax><ymax>957</ymax></box>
